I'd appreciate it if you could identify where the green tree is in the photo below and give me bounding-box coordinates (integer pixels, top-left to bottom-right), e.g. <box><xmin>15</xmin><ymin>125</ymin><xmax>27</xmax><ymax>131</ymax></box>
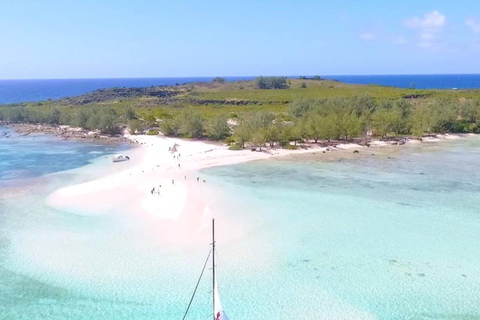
<box><xmin>49</xmin><ymin>108</ymin><xmax>60</xmax><ymax>125</ymax></box>
<box><xmin>255</xmin><ymin>76</ymin><xmax>287</xmax><ymax>89</ymax></box>
<box><xmin>144</xmin><ymin>113</ymin><xmax>157</xmax><ymax>127</ymax></box>
<box><xmin>86</xmin><ymin>112</ymin><xmax>99</xmax><ymax>130</ymax></box>
<box><xmin>233</xmin><ymin>117</ymin><xmax>253</xmax><ymax>148</ymax></box>
<box><xmin>343</xmin><ymin>113</ymin><xmax>363</xmax><ymax>140</ymax></box>
<box><xmin>74</xmin><ymin>110</ymin><xmax>90</xmax><ymax>128</ymax></box>
<box><xmin>252</xmin><ymin>129</ymin><xmax>267</xmax><ymax>150</ymax></box>
<box><xmin>305</xmin><ymin>114</ymin><xmax>325</xmax><ymax>143</ymax></box>
<box><xmin>207</xmin><ymin>116</ymin><xmax>230</xmax><ymax>140</ymax></box>
<box><xmin>125</xmin><ymin>107</ymin><xmax>136</xmax><ymax>120</ymax></box>
<box><xmin>98</xmin><ymin>112</ymin><xmax>120</xmax><ymax>134</ymax></box>
<box><xmin>179</xmin><ymin>112</ymin><xmax>204</xmax><ymax>138</ymax></box>
<box><xmin>160</xmin><ymin>118</ymin><xmax>181</xmax><ymax>137</ymax></box>
<box><xmin>129</xmin><ymin>119</ymin><xmax>145</xmax><ymax>134</ymax></box>
<box><xmin>5</xmin><ymin>107</ymin><xmax>25</xmax><ymax>122</ymax></box>
<box><xmin>278</xmin><ymin>122</ymin><xmax>294</xmax><ymax>146</ymax></box>
<box><xmin>255</xmin><ymin>76</ymin><xmax>267</xmax><ymax>89</ymax></box>
<box><xmin>431</xmin><ymin>100</ymin><xmax>457</xmax><ymax>132</ymax></box>
<box><xmin>372</xmin><ymin>107</ymin><xmax>402</xmax><ymax>137</ymax></box>
<box><xmin>289</xmin><ymin>98</ymin><xmax>314</xmax><ymax>118</ymax></box>
<box><xmin>212</xmin><ymin>77</ymin><xmax>226</xmax><ymax>83</ymax></box>
<box><xmin>291</xmin><ymin>120</ymin><xmax>306</xmax><ymax>145</ymax></box>
<box><xmin>411</xmin><ymin>106</ymin><xmax>435</xmax><ymax>137</ymax></box>
<box><xmin>323</xmin><ymin>114</ymin><xmax>340</xmax><ymax>140</ymax></box>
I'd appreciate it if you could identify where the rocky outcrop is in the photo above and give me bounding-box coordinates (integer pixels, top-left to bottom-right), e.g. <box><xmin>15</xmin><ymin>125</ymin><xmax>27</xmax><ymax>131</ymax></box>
<box><xmin>7</xmin><ymin>123</ymin><xmax>133</xmax><ymax>144</ymax></box>
<box><xmin>57</xmin><ymin>87</ymin><xmax>179</xmax><ymax>105</ymax></box>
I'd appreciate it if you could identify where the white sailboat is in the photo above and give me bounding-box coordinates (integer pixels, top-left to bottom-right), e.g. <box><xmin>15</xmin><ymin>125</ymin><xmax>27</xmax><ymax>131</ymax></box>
<box><xmin>111</xmin><ymin>154</ymin><xmax>130</xmax><ymax>162</ymax></box>
<box><xmin>182</xmin><ymin>219</ymin><xmax>230</xmax><ymax>320</ymax></box>
<box><xmin>212</xmin><ymin>219</ymin><xmax>230</xmax><ymax>320</ymax></box>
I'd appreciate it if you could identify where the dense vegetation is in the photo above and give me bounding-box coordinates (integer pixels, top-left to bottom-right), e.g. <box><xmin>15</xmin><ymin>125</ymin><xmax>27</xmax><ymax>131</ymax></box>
<box><xmin>255</xmin><ymin>76</ymin><xmax>288</xmax><ymax>89</ymax></box>
<box><xmin>1</xmin><ymin>77</ymin><xmax>480</xmax><ymax>148</ymax></box>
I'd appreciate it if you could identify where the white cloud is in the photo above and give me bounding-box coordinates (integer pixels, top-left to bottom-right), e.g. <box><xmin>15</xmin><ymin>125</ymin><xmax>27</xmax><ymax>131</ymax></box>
<box><xmin>466</xmin><ymin>18</ymin><xmax>480</xmax><ymax>33</ymax></box>
<box><xmin>359</xmin><ymin>32</ymin><xmax>374</xmax><ymax>41</ymax></box>
<box><xmin>391</xmin><ymin>36</ymin><xmax>407</xmax><ymax>45</ymax></box>
<box><xmin>404</xmin><ymin>10</ymin><xmax>446</xmax><ymax>29</ymax></box>
<box><xmin>403</xmin><ymin>10</ymin><xmax>446</xmax><ymax>48</ymax></box>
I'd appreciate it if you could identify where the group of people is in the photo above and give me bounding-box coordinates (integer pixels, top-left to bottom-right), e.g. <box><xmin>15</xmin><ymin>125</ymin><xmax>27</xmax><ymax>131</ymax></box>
<box><xmin>150</xmin><ymin>176</ymin><xmax>207</xmax><ymax>196</ymax></box>
<box><xmin>149</xmin><ymin>143</ymin><xmax>209</xmax><ymax>196</ymax></box>
<box><xmin>151</xmin><ymin>185</ymin><xmax>161</xmax><ymax>195</ymax></box>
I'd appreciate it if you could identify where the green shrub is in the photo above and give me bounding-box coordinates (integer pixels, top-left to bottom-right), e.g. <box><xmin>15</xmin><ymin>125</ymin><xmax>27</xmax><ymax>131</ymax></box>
<box><xmin>212</xmin><ymin>77</ymin><xmax>226</xmax><ymax>83</ymax></box>
<box><xmin>225</xmin><ymin>136</ymin><xmax>236</xmax><ymax>145</ymax></box>
<box><xmin>284</xmin><ymin>144</ymin><xmax>298</xmax><ymax>150</ymax></box>
<box><xmin>129</xmin><ymin>119</ymin><xmax>145</xmax><ymax>134</ymax></box>
<box><xmin>228</xmin><ymin>144</ymin><xmax>243</xmax><ymax>150</ymax></box>
<box><xmin>147</xmin><ymin>129</ymin><xmax>159</xmax><ymax>135</ymax></box>
<box><xmin>207</xmin><ymin>116</ymin><xmax>231</xmax><ymax>140</ymax></box>
<box><xmin>255</xmin><ymin>76</ymin><xmax>288</xmax><ymax>89</ymax></box>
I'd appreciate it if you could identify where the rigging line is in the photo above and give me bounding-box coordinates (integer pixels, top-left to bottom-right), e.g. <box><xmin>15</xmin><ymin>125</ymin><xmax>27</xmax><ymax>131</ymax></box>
<box><xmin>204</xmin><ymin>313</ymin><xmax>213</xmax><ymax>320</ymax></box>
<box><xmin>181</xmin><ymin>249</ymin><xmax>212</xmax><ymax>320</ymax></box>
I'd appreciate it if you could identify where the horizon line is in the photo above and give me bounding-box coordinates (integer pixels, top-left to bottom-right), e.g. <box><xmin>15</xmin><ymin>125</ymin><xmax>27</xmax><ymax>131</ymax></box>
<box><xmin>1</xmin><ymin>73</ymin><xmax>480</xmax><ymax>81</ymax></box>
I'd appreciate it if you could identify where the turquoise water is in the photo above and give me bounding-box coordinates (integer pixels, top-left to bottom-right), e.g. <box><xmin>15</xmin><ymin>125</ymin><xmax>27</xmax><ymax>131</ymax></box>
<box><xmin>0</xmin><ymin>126</ymin><xmax>127</xmax><ymax>184</ymax></box>
<box><xmin>1</xmin><ymin>135</ymin><xmax>480</xmax><ymax>319</ymax></box>
<box><xmin>203</xmin><ymin>138</ymin><xmax>480</xmax><ymax>319</ymax></box>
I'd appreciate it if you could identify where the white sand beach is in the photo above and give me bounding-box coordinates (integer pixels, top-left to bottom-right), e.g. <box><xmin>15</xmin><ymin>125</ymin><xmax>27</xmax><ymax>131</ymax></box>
<box><xmin>46</xmin><ymin>135</ymin><xmax>339</xmax><ymax>243</ymax></box>
<box><xmin>46</xmin><ymin>133</ymin><xmax>463</xmax><ymax>243</ymax></box>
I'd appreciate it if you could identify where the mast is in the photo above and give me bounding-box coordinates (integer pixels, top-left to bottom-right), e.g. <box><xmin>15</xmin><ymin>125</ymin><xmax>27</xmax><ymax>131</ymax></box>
<box><xmin>212</xmin><ymin>218</ymin><xmax>216</xmax><ymax>320</ymax></box>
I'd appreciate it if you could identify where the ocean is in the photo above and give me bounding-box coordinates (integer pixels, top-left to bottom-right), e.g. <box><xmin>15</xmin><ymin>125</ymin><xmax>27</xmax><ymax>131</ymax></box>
<box><xmin>1</xmin><ymin>74</ymin><xmax>480</xmax><ymax>104</ymax></box>
<box><xmin>1</xmin><ymin>129</ymin><xmax>480</xmax><ymax>319</ymax></box>
<box><xmin>0</xmin><ymin>126</ymin><xmax>128</xmax><ymax>184</ymax></box>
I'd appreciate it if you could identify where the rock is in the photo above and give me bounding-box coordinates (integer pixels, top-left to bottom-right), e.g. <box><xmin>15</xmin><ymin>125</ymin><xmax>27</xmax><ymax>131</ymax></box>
<box><xmin>353</xmin><ymin>150</ymin><xmax>359</xmax><ymax>153</ymax></box>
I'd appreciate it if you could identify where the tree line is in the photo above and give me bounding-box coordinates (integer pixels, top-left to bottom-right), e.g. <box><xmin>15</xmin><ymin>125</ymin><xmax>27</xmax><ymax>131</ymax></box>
<box><xmin>229</xmin><ymin>96</ymin><xmax>480</xmax><ymax>149</ymax></box>
<box><xmin>0</xmin><ymin>106</ymin><xmax>122</xmax><ymax>135</ymax></box>
<box><xmin>2</xmin><ymin>95</ymin><xmax>480</xmax><ymax>148</ymax></box>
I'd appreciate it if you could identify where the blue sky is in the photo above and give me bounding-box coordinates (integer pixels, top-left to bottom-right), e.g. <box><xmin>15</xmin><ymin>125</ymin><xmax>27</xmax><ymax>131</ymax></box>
<box><xmin>1</xmin><ymin>0</ymin><xmax>480</xmax><ymax>79</ymax></box>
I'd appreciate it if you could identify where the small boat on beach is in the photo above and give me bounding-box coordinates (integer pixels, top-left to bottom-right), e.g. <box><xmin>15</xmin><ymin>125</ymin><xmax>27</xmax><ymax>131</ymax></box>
<box><xmin>111</xmin><ymin>154</ymin><xmax>130</xmax><ymax>162</ymax></box>
<box><xmin>182</xmin><ymin>219</ymin><xmax>230</xmax><ymax>320</ymax></box>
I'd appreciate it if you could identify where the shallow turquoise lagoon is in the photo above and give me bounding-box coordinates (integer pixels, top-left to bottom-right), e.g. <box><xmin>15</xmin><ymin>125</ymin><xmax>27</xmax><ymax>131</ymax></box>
<box><xmin>1</xmin><ymin>134</ymin><xmax>480</xmax><ymax>319</ymax></box>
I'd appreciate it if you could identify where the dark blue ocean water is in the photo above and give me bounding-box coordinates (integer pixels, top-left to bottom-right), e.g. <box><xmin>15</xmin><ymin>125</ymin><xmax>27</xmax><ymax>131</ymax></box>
<box><xmin>0</xmin><ymin>77</ymin><xmax>255</xmax><ymax>104</ymax></box>
<box><xmin>322</xmin><ymin>74</ymin><xmax>480</xmax><ymax>90</ymax></box>
<box><xmin>1</xmin><ymin>74</ymin><xmax>480</xmax><ymax>104</ymax></box>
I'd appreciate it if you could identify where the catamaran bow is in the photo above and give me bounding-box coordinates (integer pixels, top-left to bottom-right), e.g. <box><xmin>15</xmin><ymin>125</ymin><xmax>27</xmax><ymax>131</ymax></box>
<box><xmin>182</xmin><ymin>219</ymin><xmax>230</xmax><ymax>320</ymax></box>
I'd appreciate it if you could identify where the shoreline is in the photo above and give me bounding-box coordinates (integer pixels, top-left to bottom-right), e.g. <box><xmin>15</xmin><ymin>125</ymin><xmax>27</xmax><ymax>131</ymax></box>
<box><xmin>1</xmin><ymin>122</ymin><xmax>135</xmax><ymax>145</ymax></box>
<box><xmin>44</xmin><ymin>132</ymin><xmax>475</xmax><ymax>244</ymax></box>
